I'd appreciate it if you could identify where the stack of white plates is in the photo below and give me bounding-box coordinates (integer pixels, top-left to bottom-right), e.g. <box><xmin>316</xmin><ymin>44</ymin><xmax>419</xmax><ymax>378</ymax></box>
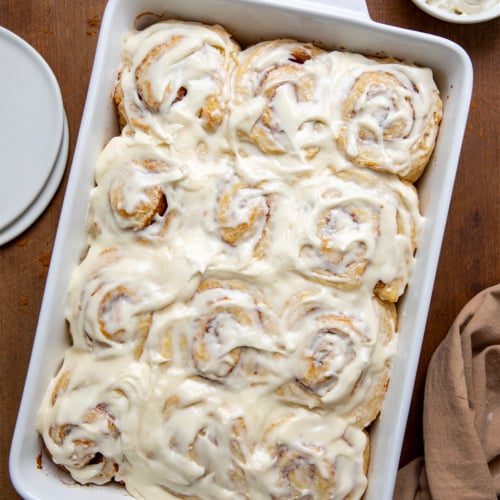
<box><xmin>0</xmin><ymin>27</ymin><xmax>69</xmax><ymax>246</ymax></box>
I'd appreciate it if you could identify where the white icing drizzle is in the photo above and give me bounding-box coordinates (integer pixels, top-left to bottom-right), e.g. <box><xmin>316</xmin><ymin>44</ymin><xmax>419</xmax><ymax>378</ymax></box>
<box><xmin>37</xmin><ymin>19</ymin><xmax>442</xmax><ymax>500</ymax></box>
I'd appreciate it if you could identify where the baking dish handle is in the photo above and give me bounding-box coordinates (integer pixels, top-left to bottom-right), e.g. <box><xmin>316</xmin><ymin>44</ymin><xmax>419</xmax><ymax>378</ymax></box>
<box><xmin>303</xmin><ymin>0</ymin><xmax>370</xmax><ymax>19</ymax></box>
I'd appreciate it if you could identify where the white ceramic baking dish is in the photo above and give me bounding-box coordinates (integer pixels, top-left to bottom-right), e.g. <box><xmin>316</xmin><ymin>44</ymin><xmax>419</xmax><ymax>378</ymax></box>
<box><xmin>9</xmin><ymin>0</ymin><xmax>473</xmax><ymax>499</ymax></box>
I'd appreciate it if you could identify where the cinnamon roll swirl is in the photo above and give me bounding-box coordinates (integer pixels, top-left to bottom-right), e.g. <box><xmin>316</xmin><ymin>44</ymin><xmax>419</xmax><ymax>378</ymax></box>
<box><xmin>230</xmin><ymin>39</ymin><xmax>329</xmax><ymax>160</ymax></box>
<box><xmin>36</xmin><ymin>349</ymin><xmax>150</xmax><ymax>486</ymax></box>
<box><xmin>277</xmin><ymin>290</ymin><xmax>397</xmax><ymax>427</ymax></box>
<box><xmin>215</xmin><ymin>174</ymin><xmax>272</xmax><ymax>259</ymax></box>
<box><xmin>123</xmin><ymin>378</ymin><xmax>250</xmax><ymax>499</ymax></box>
<box><xmin>335</xmin><ymin>57</ymin><xmax>442</xmax><ymax>182</ymax></box>
<box><xmin>65</xmin><ymin>246</ymin><xmax>195</xmax><ymax>359</ymax></box>
<box><xmin>87</xmin><ymin>136</ymin><xmax>186</xmax><ymax>244</ymax></box>
<box><xmin>251</xmin><ymin>410</ymin><xmax>369</xmax><ymax>499</ymax></box>
<box><xmin>178</xmin><ymin>278</ymin><xmax>282</xmax><ymax>384</ymax></box>
<box><xmin>113</xmin><ymin>20</ymin><xmax>239</xmax><ymax>141</ymax></box>
<box><xmin>297</xmin><ymin>169</ymin><xmax>423</xmax><ymax>302</ymax></box>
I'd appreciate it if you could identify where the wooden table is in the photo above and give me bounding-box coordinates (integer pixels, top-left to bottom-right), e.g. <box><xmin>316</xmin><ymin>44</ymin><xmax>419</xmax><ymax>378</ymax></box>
<box><xmin>0</xmin><ymin>1</ymin><xmax>498</xmax><ymax>498</ymax></box>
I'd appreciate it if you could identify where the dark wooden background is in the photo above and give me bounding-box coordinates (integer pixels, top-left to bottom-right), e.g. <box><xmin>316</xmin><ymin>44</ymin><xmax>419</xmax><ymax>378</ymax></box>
<box><xmin>0</xmin><ymin>1</ymin><xmax>498</xmax><ymax>498</ymax></box>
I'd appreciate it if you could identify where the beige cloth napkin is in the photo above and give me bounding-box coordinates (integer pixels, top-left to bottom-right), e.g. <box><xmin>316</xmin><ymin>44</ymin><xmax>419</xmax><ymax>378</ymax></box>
<box><xmin>394</xmin><ymin>284</ymin><xmax>500</xmax><ymax>500</ymax></box>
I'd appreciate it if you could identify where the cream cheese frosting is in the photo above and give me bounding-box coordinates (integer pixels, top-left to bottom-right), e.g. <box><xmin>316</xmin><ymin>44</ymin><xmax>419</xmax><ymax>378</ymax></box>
<box><xmin>37</xmin><ymin>18</ymin><xmax>442</xmax><ymax>500</ymax></box>
<box><xmin>425</xmin><ymin>0</ymin><xmax>499</xmax><ymax>14</ymax></box>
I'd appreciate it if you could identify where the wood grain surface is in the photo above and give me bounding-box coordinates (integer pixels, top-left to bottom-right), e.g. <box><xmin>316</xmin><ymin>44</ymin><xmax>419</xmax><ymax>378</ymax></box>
<box><xmin>0</xmin><ymin>1</ymin><xmax>498</xmax><ymax>498</ymax></box>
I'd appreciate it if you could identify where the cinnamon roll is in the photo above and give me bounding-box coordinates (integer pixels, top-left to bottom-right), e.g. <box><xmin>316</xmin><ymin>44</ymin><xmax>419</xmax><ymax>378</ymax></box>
<box><xmin>230</xmin><ymin>39</ymin><xmax>330</xmax><ymax>160</ymax></box>
<box><xmin>36</xmin><ymin>349</ymin><xmax>150</xmax><ymax>486</ymax></box>
<box><xmin>250</xmin><ymin>409</ymin><xmax>369</xmax><ymax>499</ymax></box>
<box><xmin>297</xmin><ymin>168</ymin><xmax>423</xmax><ymax>302</ymax></box>
<box><xmin>87</xmin><ymin>135</ymin><xmax>186</xmax><ymax>244</ymax></box>
<box><xmin>335</xmin><ymin>56</ymin><xmax>442</xmax><ymax>182</ymax></box>
<box><xmin>277</xmin><ymin>290</ymin><xmax>397</xmax><ymax>427</ymax></box>
<box><xmin>215</xmin><ymin>174</ymin><xmax>272</xmax><ymax>259</ymax></box>
<box><xmin>65</xmin><ymin>246</ymin><xmax>196</xmax><ymax>359</ymax></box>
<box><xmin>178</xmin><ymin>278</ymin><xmax>282</xmax><ymax>385</ymax></box>
<box><xmin>122</xmin><ymin>378</ymin><xmax>251</xmax><ymax>499</ymax></box>
<box><xmin>113</xmin><ymin>20</ymin><xmax>240</xmax><ymax>142</ymax></box>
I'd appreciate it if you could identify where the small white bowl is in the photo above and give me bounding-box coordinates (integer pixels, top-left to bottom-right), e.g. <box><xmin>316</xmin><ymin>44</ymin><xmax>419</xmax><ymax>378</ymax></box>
<box><xmin>412</xmin><ymin>0</ymin><xmax>500</xmax><ymax>23</ymax></box>
<box><xmin>0</xmin><ymin>27</ymin><xmax>67</xmax><ymax>245</ymax></box>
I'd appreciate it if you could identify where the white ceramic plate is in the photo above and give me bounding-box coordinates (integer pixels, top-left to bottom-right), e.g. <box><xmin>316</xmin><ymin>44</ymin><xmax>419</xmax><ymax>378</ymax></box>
<box><xmin>0</xmin><ymin>27</ymin><xmax>66</xmax><ymax>242</ymax></box>
<box><xmin>0</xmin><ymin>115</ymin><xmax>69</xmax><ymax>246</ymax></box>
<box><xmin>412</xmin><ymin>0</ymin><xmax>500</xmax><ymax>23</ymax></box>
